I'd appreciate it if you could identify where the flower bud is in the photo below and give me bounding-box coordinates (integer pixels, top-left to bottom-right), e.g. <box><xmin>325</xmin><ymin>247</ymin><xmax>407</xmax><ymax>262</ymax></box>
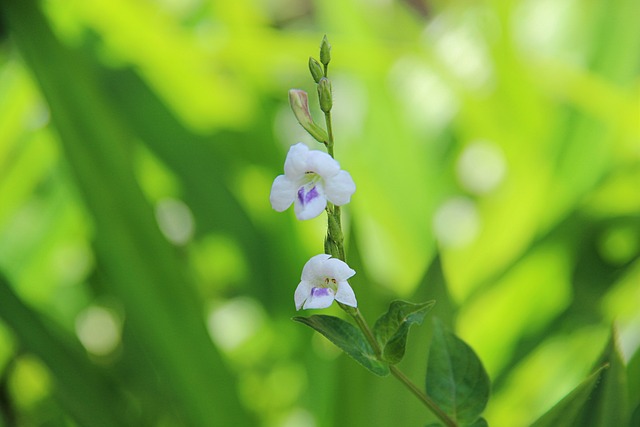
<box><xmin>308</xmin><ymin>57</ymin><xmax>324</xmax><ymax>83</ymax></box>
<box><xmin>320</xmin><ymin>35</ymin><xmax>331</xmax><ymax>66</ymax></box>
<box><xmin>288</xmin><ymin>89</ymin><xmax>329</xmax><ymax>143</ymax></box>
<box><xmin>317</xmin><ymin>77</ymin><xmax>332</xmax><ymax>113</ymax></box>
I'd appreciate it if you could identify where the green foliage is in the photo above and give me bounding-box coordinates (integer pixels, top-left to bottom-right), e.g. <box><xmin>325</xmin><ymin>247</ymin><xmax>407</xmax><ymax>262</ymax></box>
<box><xmin>530</xmin><ymin>367</ymin><xmax>606</xmax><ymax>427</ymax></box>
<box><xmin>293</xmin><ymin>315</ymin><xmax>389</xmax><ymax>377</ymax></box>
<box><xmin>0</xmin><ymin>0</ymin><xmax>254</xmax><ymax>425</ymax></box>
<box><xmin>467</xmin><ymin>418</ymin><xmax>488</xmax><ymax>427</ymax></box>
<box><xmin>0</xmin><ymin>273</ymin><xmax>135</xmax><ymax>426</ymax></box>
<box><xmin>426</xmin><ymin>319</ymin><xmax>490</xmax><ymax>426</ymax></box>
<box><xmin>585</xmin><ymin>331</ymin><xmax>629</xmax><ymax>427</ymax></box>
<box><xmin>373</xmin><ymin>300</ymin><xmax>435</xmax><ymax>364</ymax></box>
<box><xmin>628</xmin><ymin>347</ymin><xmax>640</xmax><ymax>418</ymax></box>
<box><xmin>0</xmin><ymin>0</ymin><xmax>638</xmax><ymax>425</ymax></box>
<box><xmin>531</xmin><ymin>330</ymin><xmax>631</xmax><ymax>427</ymax></box>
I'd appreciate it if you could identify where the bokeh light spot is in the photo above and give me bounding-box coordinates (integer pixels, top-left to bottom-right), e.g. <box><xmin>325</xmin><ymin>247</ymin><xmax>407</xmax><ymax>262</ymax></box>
<box><xmin>52</xmin><ymin>242</ymin><xmax>93</xmax><ymax>286</ymax></box>
<box><xmin>433</xmin><ymin>197</ymin><xmax>480</xmax><ymax>248</ymax></box>
<box><xmin>155</xmin><ymin>197</ymin><xmax>195</xmax><ymax>246</ymax></box>
<box><xmin>456</xmin><ymin>140</ymin><xmax>507</xmax><ymax>195</ymax></box>
<box><xmin>207</xmin><ymin>297</ymin><xmax>265</xmax><ymax>351</ymax></box>
<box><xmin>8</xmin><ymin>355</ymin><xmax>52</xmax><ymax>410</ymax></box>
<box><xmin>278</xmin><ymin>408</ymin><xmax>316</xmax><ymax>427</ymax></box>
<box><xmin>75</xmin><ymin>305</ymin><xmax>122</xmax><ymax>356</ymax></box>
<box><xmin>598</xmin><ymin>225</ymin><xmax>639</xmax><ymax>266</ymax></box>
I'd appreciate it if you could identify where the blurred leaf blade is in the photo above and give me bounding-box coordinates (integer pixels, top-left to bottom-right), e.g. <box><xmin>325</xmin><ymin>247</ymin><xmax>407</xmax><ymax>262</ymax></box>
<box><xmin>578</xmin><ymin>329</ymin><xmax>629</xmax><ymax>427</ymax></box>
<box><xmin>531</xmin><ymin>329</ymin><xmax>629</xmax><ymax>427</ymax></box>
<box><xmin>0</xmin><ymin>272</ymin><xmax>136</xmax><ymax>427</ymax></box>
<box><xmin>1</xmin><ymin>0</ymin><xmax>253</xmax><ymax>424</ymax></box>
<box><xmin>628</xmin><ymin>345</ymin><xmax>640</xmax><ymax>414</ymax></box>
<box><xmin>0</xmin><ymin>0</ymin><xmax>638</xmax><ymax>425</ymax></box>
<box><xmin>529</xmin><ymin>366</ymin><xmax>606</xmax><ymax>427</ymax></box>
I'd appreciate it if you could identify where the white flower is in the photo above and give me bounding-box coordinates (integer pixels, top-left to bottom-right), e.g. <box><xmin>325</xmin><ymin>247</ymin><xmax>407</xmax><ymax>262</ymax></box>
<box><xmin>270</xmin><ymin>143</ymin><xmax>356</xmax><ymax>220</ymax></box>
<box><xmin>294</xmin><ymin>254</ymin><xmax>357</xmax><ymax>310</ymax></box>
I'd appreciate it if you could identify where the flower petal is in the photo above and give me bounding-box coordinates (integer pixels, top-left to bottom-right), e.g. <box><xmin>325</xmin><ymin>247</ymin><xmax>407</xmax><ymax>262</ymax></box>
<box><xmin>306</xmin><ymin>150</ymin><xmax>340</xmax><ymax>178</ymax></box>
<box><xmin>323</xmin><ymin>258</ymin><xmax>356</xmax><ymax>281</ymax></box>
<box><xmin>303</xmin><ymin>287</ymin><xmax>336</xmax><ymax>309</ymax></box>
<box><xmin>269</xmin><ymin>175</ymin><xmax>297</xmax><ymax>212</ymax></box>
<box><xmin>301</xmin><ymin>254</ymin><xmax>332</xmax><ymax>281</ymax></box>
<box><xmin>324</xmin><ymin>170</ymin><xmax>356</xmax><ymax>206</ymax></box>
<box><xmin>294</xmin><ymin>182</ymin><xmax>327</xmax><ymax>220</ymax></box>
<box><xmin>334</xmin><ymin>281</ymin><xmax>357</xmax><ymax>307</ymax></box>
<box><xmin>284</xmin><ymin>143</ymin><xmax>310</xmax><ymax>178</ymax></box>
<box><xmin>294</xmin><ymin>280</ymin><xmax>313</xmax><ymax>310</ymax></box>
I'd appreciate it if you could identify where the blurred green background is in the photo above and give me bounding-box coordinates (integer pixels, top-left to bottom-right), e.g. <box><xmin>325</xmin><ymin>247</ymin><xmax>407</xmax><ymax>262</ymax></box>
<box><xmin>0</xmin><ymin>0</ymin><xmax>638</xmax><ymax>426</ymax></box>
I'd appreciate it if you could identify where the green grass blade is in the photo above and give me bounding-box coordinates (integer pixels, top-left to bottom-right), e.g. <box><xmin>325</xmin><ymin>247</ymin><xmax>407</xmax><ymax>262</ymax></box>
<box><xmin>0</xmin><ymin>272</ymin><xmax>136</xmax><ymax>427</ymax></box>
<box><xmin>1</xmin><ymin>0</ymin><xmax>253</xmax><ymax>424</ymax></box>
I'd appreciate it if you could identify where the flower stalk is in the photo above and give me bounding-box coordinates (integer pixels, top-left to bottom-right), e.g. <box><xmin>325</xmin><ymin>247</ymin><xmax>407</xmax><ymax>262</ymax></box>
<box><xmin>276</xmin><ymin>35</ymin><xmax>458</xmax><ymax>427</ymax></box>
<box><xmin>316</xmin><ymin>37</ymin><xmax>457</xmax><ymax>427</ymax></box>
<box><xmin>339</xmin><ymin>300</ymin><xmax>457</xmax><ymax>427</ymax></box>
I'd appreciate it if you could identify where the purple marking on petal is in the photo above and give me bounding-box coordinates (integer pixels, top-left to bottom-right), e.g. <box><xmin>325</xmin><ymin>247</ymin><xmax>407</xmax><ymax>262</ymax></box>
<box><xmin>311</xmin><ymin>287</ymin><xmax>331</xmax><ymax>297</ymax></box>
<box><xmin>305</xmin><ymin>186</ymin><xmax>319</xmax><ymax>203</ymax></box>
<box><xmin>297</xmin><ymin>185</ymin><xmax>320</xmax><ymax>205</ymax></box>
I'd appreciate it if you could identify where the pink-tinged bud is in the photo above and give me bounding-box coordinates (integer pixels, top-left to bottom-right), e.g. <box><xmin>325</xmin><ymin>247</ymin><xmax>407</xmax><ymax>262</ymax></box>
<box><xmin>288</xmin><ymin>89</ymin><xmax>328</xmax><ymax>143</ymax></box>
<box><xmin>289</xmin><ymin>89</ymin><xmax>313</xmax><ymax>124</ymax></box>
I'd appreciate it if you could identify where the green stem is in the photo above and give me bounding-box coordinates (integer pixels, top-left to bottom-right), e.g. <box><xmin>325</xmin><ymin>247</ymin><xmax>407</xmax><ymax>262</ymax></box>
<box><xmin>320</xmin><ymin>74</ymin><xmax>456</xmax><ymax>427</ymax></box>
<box><xmin>349</xmin><ymin>309</ymin><xmax>457</xmax><ymax>427</ymax></box>
<box><xmin>389</xmin><ymin>366</ymin><xmax>458</xmax><ymax>427</ymax></box>
<box><xmin>352</xmin><ymin>309</ymin><xmax>381</xmax><ymax>357</ymax></box>
<box><xmin>322</xmin><ymin>61</ymin><xmax>332</xmax><ymax>152</ymax></box>
<box><xmin>324</xmin><ymin>111</ymin><xmax>334</xmax><ymax>157</ymax></box>
<box><xmin>323</xmin><ymin>108</ymin><xmax>342</xmax><ymax>259</ymax></box>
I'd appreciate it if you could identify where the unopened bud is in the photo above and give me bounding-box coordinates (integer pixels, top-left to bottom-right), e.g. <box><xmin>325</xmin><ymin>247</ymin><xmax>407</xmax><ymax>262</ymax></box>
<box><xmin>317</xmin><ymin>78</ymin><xmax>332</xmax><ymax>113</ymax></box>
<box><xmin>288</xmin><ymin>89</ymin><xmax>329</xmax><ymax>143</ymax></box>
<box><xmin>309</xmin><ymin>57</ymin><xmax>324</xmax><ymax>83</ymax></box>
<box><xmin>320</xmin><ymin>35</ymin><xmax>331</xmax><ymax>66</ymax></box>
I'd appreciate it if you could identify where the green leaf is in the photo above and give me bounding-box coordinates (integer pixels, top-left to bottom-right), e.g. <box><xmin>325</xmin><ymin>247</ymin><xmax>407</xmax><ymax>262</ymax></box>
<box><xmin>584</xmin><ymin>329</ymin><xmax>628</xmax><ymax>427</ymax></box>
<box><xmin>627</xmin><ymin>344</ymin><xmax>640</xmax><ymax>413</ymax></box>
<box><xmin>531</xmin><ymin>328</ymin><xmax>628</xmax><ymax>427</ymax></box>
<box><xmin>373</xmin><ymin>300</ymin><xmax>435</xmax><ymax>364</ymax></box>
<box><xmin>425</xmin><ymin>416</ymin><xmax>486</xmax><ymax>427</ymax></box>
<box><xmin>425</xmin><ymin>318</ymin><xmax>490</xmax><ymax>425</ymax></box>
<box><xmin>1</xmin><ymin>1</ymin><xmax>254</xmax><ymax>424</ymax></box>
<box><xmin>467</xmin><ymin>417</ymin><xmax>488</xmax><ymax>427</ymax></box>
<box><xmin>529</xmin><ymin>366</ymin><xmax>606</xmax><ymax>427</ymax></box>
<box><xmin>293</xmin><ymin>315</ymin><xmax>389</xmax><ymax>376</ymax></box>
<box><xmin>0</xmin><ymin>272</ymin><xmax>137</xmax><ymax>426</ymax></box>
<box><xmin>631</xmin><ymin>404</ymin><xmax>640</xmax><ymax>427</ymax></box>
